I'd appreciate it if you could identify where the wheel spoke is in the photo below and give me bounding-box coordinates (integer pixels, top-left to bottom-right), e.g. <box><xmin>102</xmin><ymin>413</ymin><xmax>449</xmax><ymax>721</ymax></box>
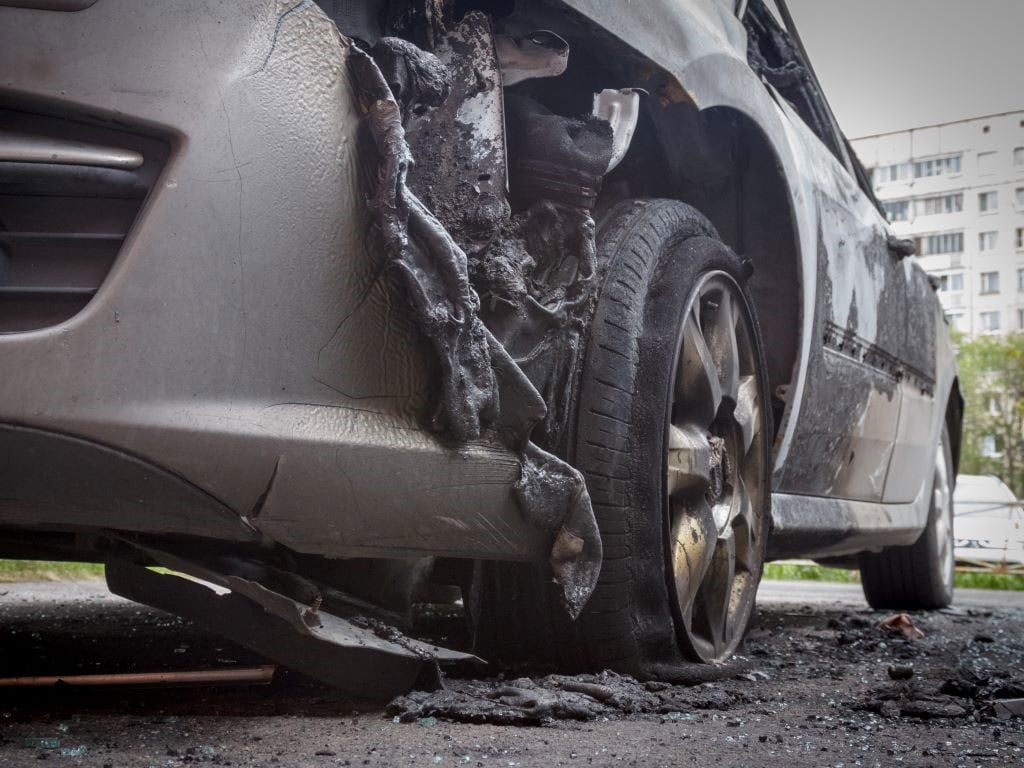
<box><xmin>677</xmin><ymin>317</ymin><xmax>721</xmax><ymax>428</ymax></box>
<box><xmin>667</xmin><ymin>424</ymin><xmax>712</xmax><ymax>499</ymax></box>
<box><xmin>707</xmin><ymin>290</ymin><xmax>741</xmax><ymax>404</ymax></box>
<box><xmin>696</xmin><ymin>532</ymin><xmax>736</xmax><ymax>658</ymax></box>
<box><xmin>671</xmin><ymin>499</ymin><xmax>717</xmax><ymax>624</ymax></box>
<box><xmin>733</xmin><ymin>375</ymin><xmax>761</xmax><ymax>454</ymax></box>
<box><xmin>732</xmin><ymin>479</ymin><xmax>757</xmax><ymax>574</ymax></box>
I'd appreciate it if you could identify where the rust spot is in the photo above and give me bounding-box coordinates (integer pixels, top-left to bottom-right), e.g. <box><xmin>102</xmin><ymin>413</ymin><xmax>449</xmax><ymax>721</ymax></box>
<box><xmin>658</xmin><ymin>78</ymin><xmax>692</xmax><ymax>107</ymax></box>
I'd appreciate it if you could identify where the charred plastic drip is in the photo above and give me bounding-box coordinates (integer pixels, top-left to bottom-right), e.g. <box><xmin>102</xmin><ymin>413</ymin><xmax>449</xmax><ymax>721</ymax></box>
<box><xmin>393</xmin><ymin>11</ymin><xmax>620</xmax><ymax>449</ymax></box>
<box><xmin>346</xmin><ymin>36</ymin><xmax>601</xmax><ymax>618</ymax></box>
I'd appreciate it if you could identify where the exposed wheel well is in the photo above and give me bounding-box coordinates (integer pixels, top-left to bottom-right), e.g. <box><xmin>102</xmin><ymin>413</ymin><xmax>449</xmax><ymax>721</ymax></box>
<box><xmin>507</xmin><ymin>26</ymin><xmax>803</xmax><ymax>438</ymax></box>
<box><xmin>649</xmin><ymin>105</ymin><xmax>802</xmax><ymax>436</ymax></box>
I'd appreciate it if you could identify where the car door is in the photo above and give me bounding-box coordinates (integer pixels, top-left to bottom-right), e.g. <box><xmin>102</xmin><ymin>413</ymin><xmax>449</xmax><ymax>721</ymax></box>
<box><xmin>879</xmin><ymin>235</ymin><xmax>940</xmax><ymax>503</ymax></box>
<box><xmin>744</xmin><ymin>0</ymin><xmax>909</xmax><ymax>502</ymax></box>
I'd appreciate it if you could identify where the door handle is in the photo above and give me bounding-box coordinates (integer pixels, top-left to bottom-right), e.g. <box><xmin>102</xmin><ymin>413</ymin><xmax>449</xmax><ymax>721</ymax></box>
<box><xmin>887</xmin><ymin>234</ymin><xmax>916</xmax><ymax>260</ymax></box>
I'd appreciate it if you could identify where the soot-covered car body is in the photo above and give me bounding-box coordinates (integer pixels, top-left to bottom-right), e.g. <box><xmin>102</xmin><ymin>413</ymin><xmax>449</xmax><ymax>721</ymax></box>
<box><xmin>0</xmin><ymin>0</ymin><xmax>961</xmax><ymax>693</ymax></box>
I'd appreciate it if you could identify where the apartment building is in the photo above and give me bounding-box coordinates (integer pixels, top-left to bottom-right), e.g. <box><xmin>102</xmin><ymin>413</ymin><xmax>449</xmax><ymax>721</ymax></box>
<box><xmin>851</xmin><ymin>111</ymin><xmax>1024</xmax><ymax>337</ymax></box>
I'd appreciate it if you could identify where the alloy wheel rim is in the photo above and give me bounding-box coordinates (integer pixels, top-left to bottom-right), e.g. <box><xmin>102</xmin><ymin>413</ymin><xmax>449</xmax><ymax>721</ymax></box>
<box><xmin>932</xmin><ymin>437</ymin><xmax>954</xmax><ymax>592</ymax></box>
<box><xmin>666</xmin><ymin>273</ymin><xmax>767</xmax><ymax>662</ymax></box>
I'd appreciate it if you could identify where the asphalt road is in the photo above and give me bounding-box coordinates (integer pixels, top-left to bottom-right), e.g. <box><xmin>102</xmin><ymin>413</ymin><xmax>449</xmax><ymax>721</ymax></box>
<box><xmin>758</xmin><ymin>579</ymin><xmax>1024</xmax><ymax>609</ymax></box>
<box><xmin>3</xmin><ymin>577</ymin><xmax>1022</xmax><ymax>609</ymax></box>
<box><xmin>0</xmin><ymin>579</ymin><xmax>1021</xmax><ymax>767</ymax></box>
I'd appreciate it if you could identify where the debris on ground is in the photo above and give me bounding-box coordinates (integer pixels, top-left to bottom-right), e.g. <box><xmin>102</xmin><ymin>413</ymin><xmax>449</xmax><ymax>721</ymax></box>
<box><xmin>887</xmin><ymin>664</ymin><xmax>915</xmax><ymax>680</ymax></box>
<box><xmin>878</xmin><ymin>612</ymin><xmax>925</xmax><ymax>639</ymax></box>
<box><xmin>22</xmin><ymin>737</ymin><xmax>59</xmax><ymax>749</ymax></box>
<box><xmin>0</xmin><ymin>665</ymin><xmax>276</xmax><ymax>688</ymax></box>
<box><xmin>992</xmin><ymin>698</ymin><xmax>1024</xmax><ymax>720</ymax></box>
<box><xmin>386</xmin><ymin>668</ymin><xmax>754</xmax><ymax>725</ymax></box>
<box><xmin>2</xmin><ymin>586</ymin><xmax>1022</xmax><ymax>765</ymax></box>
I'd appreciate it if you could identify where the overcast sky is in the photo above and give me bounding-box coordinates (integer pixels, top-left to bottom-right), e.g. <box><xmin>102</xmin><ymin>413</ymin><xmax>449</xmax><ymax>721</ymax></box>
<box><xmin>785</xmin><ymin>0</ymin><xmax>1024</xmax><ymax>139</ymax></box>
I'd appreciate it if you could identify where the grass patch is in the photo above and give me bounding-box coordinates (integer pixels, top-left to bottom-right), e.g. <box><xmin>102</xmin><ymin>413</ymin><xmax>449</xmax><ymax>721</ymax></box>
<box><xmin>764</xmin><ymin>561</ymin><xmax>1024</xmax><ymax>591</ymax></box>
<box><xmin>763</xmin><ymin>563</ymin><xmax>859</xmax><ymax>583</ymax></box>
<box><xmin>0</xmin><ymin>560</ymin><xmax>104</xmax><ymax>583</ymax></box>
<box><xmin>2</xmin><ymin>559</ymin><xmax>1020</xmax><ymax>591</ymax></box>
<box><xmin>953</xmin><ymin>571</ymin><xmax>1024</xmax><ymax>591</ymax></box>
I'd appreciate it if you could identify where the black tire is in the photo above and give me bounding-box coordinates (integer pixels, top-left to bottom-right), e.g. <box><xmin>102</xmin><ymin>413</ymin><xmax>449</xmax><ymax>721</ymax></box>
<box><xmin>478</xmin><ymin>199</ymin><xmax>773</xmax><ymax>672</ymax></box>
<box><xmin>859</xmin><ymin>425</ymin><xmax>955</xmax><ymax>610</ymax></box>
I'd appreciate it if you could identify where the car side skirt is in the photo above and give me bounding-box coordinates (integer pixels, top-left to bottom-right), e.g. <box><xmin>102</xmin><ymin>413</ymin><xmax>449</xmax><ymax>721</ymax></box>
<box><xmin>767</xmin><ymin>491</ymin><xmax>927</xmax><ymax>561</ymax></box>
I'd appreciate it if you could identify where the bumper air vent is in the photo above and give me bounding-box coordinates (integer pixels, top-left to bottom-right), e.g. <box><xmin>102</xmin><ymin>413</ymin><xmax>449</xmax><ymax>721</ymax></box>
<box><xmin>0</xmin><ymin>108</ymin><xmax>169</xmax><ymax>333</ymax></box>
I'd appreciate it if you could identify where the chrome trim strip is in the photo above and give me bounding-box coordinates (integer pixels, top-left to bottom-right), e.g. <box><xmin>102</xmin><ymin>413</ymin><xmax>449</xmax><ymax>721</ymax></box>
<box><xmin>0</xmin><ymin>131</ymin><xmax>143</xmax><ymax>170</ymax></box>
<box><xmin>0</xmin><ymin>0</ymin><xmax>98</xmax><ymax>11</ymax></box>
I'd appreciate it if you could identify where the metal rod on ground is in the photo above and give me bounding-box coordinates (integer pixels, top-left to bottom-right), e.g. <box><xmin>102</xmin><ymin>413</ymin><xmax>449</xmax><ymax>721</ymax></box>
<box><xmin>0</xmin><ymin>665</ymin><xmax>276</xmax><ymax>688</ymax></box>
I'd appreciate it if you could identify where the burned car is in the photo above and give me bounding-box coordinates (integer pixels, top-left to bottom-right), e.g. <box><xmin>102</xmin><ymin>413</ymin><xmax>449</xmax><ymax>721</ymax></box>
<box><xmin>0</xmin><ymin>0</ymin><xmax>961</xmax><ymax>694</ymax></box>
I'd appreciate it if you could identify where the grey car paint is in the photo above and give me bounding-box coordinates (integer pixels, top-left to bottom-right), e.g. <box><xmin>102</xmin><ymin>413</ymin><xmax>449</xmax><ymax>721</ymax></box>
<box><xmin>0</xmin><ymin>0</ymin><xmax>957</xmax><ymax>573</ymax></box>
<box><xmin>0</xmin><ymin>0</ymin><xmax>547</xmax><ymax>562</ymax></box>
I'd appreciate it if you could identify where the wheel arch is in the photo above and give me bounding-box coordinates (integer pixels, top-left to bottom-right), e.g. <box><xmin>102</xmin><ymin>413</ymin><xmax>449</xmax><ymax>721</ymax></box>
<box><xmin>530</xmin><ymin>1</ymin><xmax>818</xmax><ymax>463</ymax></box>
<box><xmin>657</xmin><ymin>104</ymin><xmax>804</xmax><ymax>441</ymax></box>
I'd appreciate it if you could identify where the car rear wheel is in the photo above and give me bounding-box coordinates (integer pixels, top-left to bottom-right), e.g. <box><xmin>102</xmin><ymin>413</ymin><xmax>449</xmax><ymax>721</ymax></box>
<box><xmin>859</xmin><ymin>426</ymin><xmax>955</xmax><ymax>610</ymax></box>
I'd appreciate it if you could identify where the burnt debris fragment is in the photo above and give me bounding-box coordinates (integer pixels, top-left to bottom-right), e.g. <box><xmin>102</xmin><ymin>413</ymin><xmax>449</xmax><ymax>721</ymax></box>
<box><xmin>385</xmin><ymin>667</ymin><xmax>753</xmax><ymax>725</ymax></box>
<box><xmin>493</xmin><ymin>28</ymin><xmax>569</xmax><ymax>86</ymax></box>
<box><xmin>370</xmin><ymin>37</ymin><xmax>451</xmax><ymax>113</ymax></box>
<box><xmin>104</xmin><ymin>555</ymin><xmax>474</xmax><ymax>700</ymax></box>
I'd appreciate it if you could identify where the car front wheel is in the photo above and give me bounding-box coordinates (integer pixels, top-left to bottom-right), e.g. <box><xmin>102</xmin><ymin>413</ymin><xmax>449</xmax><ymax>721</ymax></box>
<box><xmin>478</xmin><ymin>199</ymin><xmax>772</xmax><ymax>671</ymax></box>
<box><xmin>566</xmin><ymin>199</ymin><xmax>773</xmax><ymax>670</ymax></box>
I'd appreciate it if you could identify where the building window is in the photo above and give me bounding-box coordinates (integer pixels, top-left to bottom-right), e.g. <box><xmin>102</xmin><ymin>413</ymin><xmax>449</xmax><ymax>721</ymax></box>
<box><xmin>1019</xmin><ymin>308</ymin><xmax>1024</xmax><ymax>330</ymax></box>
<box><xmin>977</xmin><ymin>151</ymin><xmax>997</xmax><ymax>175</ymax></box>
<box><xmin>1016</xmin><ymin>187</ymin><xmax>1024</xmax><ymax>208</ymax></box>
<box><xmin>1018</xmin><ymin>267</ymin><xmax>1024</xmax><ymax>292</ymax></box>
<box><xmin>915</xmin><ymin>231</ymin><xmax>963</xmax><ymax>256</ymax></box>
<box><xmin>882</xmin><ymin>200</ymin><xmax>909</xmax><ymax>222</ymax></box>
<box><xmin>980</xmin><ymin>271</ymin><xmax>1000</xmax><ymax>294</ymax></box>
<box><xmin>915</xmin><ymin>193</ymin><xmax>963</xmax><ymax>216</ymax></box>
<box><xmin>947</xmin><ymin>312</ymin><xmax>965</xmax><ymax>331</ymax></box>
<box><xmin>1018</xmin><ymin>228</ymin><xmax>1024</xmax><ymax>249</ymax></box>
<box><xmin>980</xmin><ymin>310</ymin><xmax>1001</xmax><ymax>332</ymax></box>
<box><xmin>982</xmin><ymin>434</ymin><xmax>1005</xmax><ymax>456</ymax></box>
<box><xmin>913</xmin><ymin>154</ymin><xmax>962</xmax><ymax>178</ymax></box>
<box><xmin>981</xmin><ymin>434</ymin><xmax>1003</xmax><ymax>457</ymax></box>
<box><xmin>1015</xmin><ymin>147</ymin><xmax>1024</xmax><ymax>166</ymax></box>
<box><xmin>937</xmin><ymin>273</ymin><xmax>964</xmax><ymax>292</ymax></box>
<box><xmin>979</xmin><ymin>231</ymin><xmax>999</xmax><ymax>252</ymax></box>
<box><xmin>875</xmin><ymin>163</ymin><xmax>911</xmax><ymax>184</ymax></box>
<box><xmin>979</xmin><ymin>191</ymin><xmax>998</xmax><ymax>213</ymax></box>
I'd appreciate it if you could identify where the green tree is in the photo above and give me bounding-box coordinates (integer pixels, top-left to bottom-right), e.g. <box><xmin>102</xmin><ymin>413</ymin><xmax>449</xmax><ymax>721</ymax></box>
<box><xmin>956</xmin><ymin>332</ymin><xmax>1024</xmax><ymax>497</ymax></box>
